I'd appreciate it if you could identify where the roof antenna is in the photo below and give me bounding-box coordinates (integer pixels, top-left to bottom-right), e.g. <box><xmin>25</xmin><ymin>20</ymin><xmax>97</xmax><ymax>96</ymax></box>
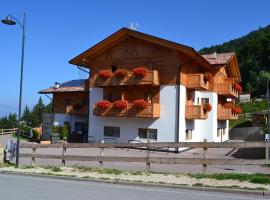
<box><xmin>127</xmin><ymin>22</ymin><xmax>140</xmax><ymax>31</ymax></box>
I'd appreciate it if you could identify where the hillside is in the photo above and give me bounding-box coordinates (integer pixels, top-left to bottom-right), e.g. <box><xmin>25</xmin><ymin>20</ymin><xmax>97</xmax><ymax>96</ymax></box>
<box><xmin>200</xmin><ymin>25</ymin><xmax>270</xmax><ymax>96</ymax></box>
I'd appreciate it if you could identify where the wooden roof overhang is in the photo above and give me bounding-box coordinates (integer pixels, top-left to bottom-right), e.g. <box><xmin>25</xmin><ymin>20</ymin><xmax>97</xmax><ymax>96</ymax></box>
<box><xmin>69</xmin><ymin>28</ymin><xmax>212</xmax><ymax>69</ymax></box>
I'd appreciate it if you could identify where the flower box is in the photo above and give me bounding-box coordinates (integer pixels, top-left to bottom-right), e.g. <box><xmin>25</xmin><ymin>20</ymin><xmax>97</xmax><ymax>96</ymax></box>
<box><xmin>98</xmin><ymin>70</ymin><xmax>112</xmax><ymax>79</ymax></box>
<box><xmin>132</xmin><ymin>99</ymin><xmax>148</xmax><ymax>109</ymax></box>
<box><xmin>133</xmin><ymin>67</ymin><xmax>148</xmax><ymax>78</ymax></box>
<box><xmin>113</xmin><ymin>100</ymin><xmax>128</xmax><ymax>109</ymax></box>
<box><xmin>96</xmin><ymin>100</ymin><xmax>112</xmax><ymax>109</ymax></box>
<box><xmin>114</xmin><ymin>69</ymin><xmax>128</xmax><ymax>78</ymax></box>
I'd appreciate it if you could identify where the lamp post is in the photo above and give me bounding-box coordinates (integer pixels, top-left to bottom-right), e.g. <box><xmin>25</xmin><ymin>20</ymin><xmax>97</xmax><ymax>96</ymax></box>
<box><xmin>1</xmin><ymin>13</ymin><xmax>26</xmax><ymax>167</ymax></box>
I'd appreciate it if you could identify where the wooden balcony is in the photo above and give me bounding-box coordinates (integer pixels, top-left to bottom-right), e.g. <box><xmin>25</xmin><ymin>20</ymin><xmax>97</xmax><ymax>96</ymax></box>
<box><xmin>93</xmin><ymin>70</ymin><xmax>159</xmax><ymax>87</ymax></box>
<box><xmin>186</xmin><ymin>74</ymin><xmax>209</xmax><ymax>90</ymax></box>
<box><xmin>185</xmin><ymin>105</ymin><xmax>208</xmax><ymax>120</ymax></box>
<box><xmin>216</xmin><ymin>78</ymin><xmax>238</xmax><ymax>98</ymax></box>
<box><xmin>93</xmin><ymin>103</ymin><xmax>160</xmax><ymax>118</ymax></box>
<box><xmin>66</xmin><ymin>105</ymin><xmax>88</xmax><ymax>116</ymax></box>
<box><xmin>217</xmin><ymin>107</ymin><xmax>238</xmax><ymax>120</ymax></box>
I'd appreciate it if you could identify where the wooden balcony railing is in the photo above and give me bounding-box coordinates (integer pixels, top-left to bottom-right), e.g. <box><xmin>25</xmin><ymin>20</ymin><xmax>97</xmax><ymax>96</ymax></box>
<box><xmin>216</xmin><ymin>83</ymin><xmax>238</xmax><ymax>98</ymax></box>
<box><xmin>93</xmin><ymin>70</ymin><xmax>159</xmax><ymax>87</ymax></box>
<box><xmin>185</xmin><ymin>105</ymin><xmax>208</xmax><ymax>120</ymax></box>
<box><xmin>66</xmin><ymin>105</ymin><xmax>88</xmax><ymax>116</ymax></box>
<box><xmin>186</xmin><ymin>74</ymin><xmax>209</xmax><ymax>90</ymax></box>
<box><xmin>217</xmin><ymin>107</ymin><xmax>238</xmax><ymax>120</ymax></box>
<box><xmin>93</xmin><ymin>103</ymin><xmax>160</xmax><ymax>118</ymax></box>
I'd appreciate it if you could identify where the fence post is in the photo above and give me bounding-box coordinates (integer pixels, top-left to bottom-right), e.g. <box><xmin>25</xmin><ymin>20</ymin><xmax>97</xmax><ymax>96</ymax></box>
<box><xmin>99</xmin><ymin>140</ymin><xmax>104</xmax><ymax>167</ymax></box>
<box><xmin>62</xmin><ymin>142</ymin><xmax>66</xmax><ymax>167</ymax></box>
<box><xmin>266</xmin><ymin>142</ymin><xmax>269</xmax><ymax>164</ymax></box>
<box><xmin>31</xmin><ymin>143</ymin><xmax>36</xmax><ymax>167</ymax></box>
<box><xmin>202</xmin><ymin>139</ymin><xmax>208</xmax><ymax>174</ymax></box>
<box><xmin>0</xmin><ymin>129</ymin><xmax>3</xmax><ymax>135</ymax></box>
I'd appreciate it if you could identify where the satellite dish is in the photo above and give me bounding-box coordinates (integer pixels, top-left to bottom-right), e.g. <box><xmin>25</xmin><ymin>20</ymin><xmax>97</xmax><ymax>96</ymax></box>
<box><xmin>127</xmin><ymin>22</ymin><xmax>140</xmax><ymax>31</ymax></box>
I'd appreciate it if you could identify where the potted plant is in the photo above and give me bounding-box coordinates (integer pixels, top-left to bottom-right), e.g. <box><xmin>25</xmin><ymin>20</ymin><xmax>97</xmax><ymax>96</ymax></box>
<box><xmin>51</xmin><ymin>126</ymin><xmax>60</xmax><ymax>144</ymax></box>
<box><xmin>114</xmin><ymin>69</ymin><xmax>128</xmax><ymax>79</ymax></box>
<box><xmin>98</xmin><ymin>70</ymin><xmax>112</xmax><ymax>79</ymax></box>
<box><xmin>132</xmin><ymin>99</ymin><xmax>148</xmax><ymax>109</ymax></box>
<box><xmin>96</xmin><ymin>100</ymin><xmax>112</xmax><ymax>109</ymax></box>
<box><xmin>234</xmin><ymin>83</ymin><xmax>242</xmax><ymax>92</ymax></box>
<box><xmin>203</xmin><ymin>103</ymin><xmax>212</xmax><ymax>113</ymax></box>
<box><xmin>133</xmin><ymin>66</ymin><xmax>148</xmax><ymax>78</ymax></box>
<box><xmin>113</xmin><ymin>100</ymin><xmax>128</xmax><ymax>110</ymax></box>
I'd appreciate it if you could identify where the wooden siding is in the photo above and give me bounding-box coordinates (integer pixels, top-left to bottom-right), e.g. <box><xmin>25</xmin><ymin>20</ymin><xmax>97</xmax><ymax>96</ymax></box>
<box><xmin>53</xmin><ymin>92</ymin><xmax>88</xmax><ymax>115</ymax></box>
<box><xmin>217</xmin><ymin>106</ymin><xmax>238</xmax><ymax>120</ymax></box>
<box><xmin>91</xmin><ymin>70</ymin><xmax>159</xmax><ymax>87</ymax></box>
<box><xmin>185</xmin><ymin>105</ymin><xmax>208</xmax><ymax>120</ymax></box>
<box><xmin>93</xmin><ymin>103</ymin><xmax>160</xmax><ymax>118</ymax></box>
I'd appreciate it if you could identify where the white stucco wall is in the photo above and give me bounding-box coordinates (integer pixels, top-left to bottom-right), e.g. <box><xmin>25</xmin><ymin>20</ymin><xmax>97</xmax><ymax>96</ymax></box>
<box><xmin>54</xmin><ymin>113</ymin><xmax>88</xmax><ymax>132</ymax></box>
<box><xmin>88</xmin><ymin>86</ymin><xmax>178</xmax><ymax>143</ymax></box>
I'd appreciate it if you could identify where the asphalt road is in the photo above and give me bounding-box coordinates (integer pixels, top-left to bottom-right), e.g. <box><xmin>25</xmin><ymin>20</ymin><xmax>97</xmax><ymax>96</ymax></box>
<box><xmin>0</xmin><ymin>174</ymin><xmax>268</xmax><ymax>200</ymax></box>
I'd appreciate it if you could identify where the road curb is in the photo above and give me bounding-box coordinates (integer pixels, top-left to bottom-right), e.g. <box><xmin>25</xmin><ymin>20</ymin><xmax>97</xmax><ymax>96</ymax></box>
<box><xmin>1</xmin><ymin>170</ymin><xmax>269</xmax><ymax>197</ymax></box>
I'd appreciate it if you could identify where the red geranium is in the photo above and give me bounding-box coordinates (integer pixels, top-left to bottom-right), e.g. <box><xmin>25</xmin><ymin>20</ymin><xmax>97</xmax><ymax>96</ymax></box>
<box><xmin>98</xmin><ymin>70</ymin><xmax>112</xmax><ymax>79</ymax></box>
<box><xmin>203</xmin><ymin>103</ymin><xmax>212</xmax><ymax>112</ymax></box>
<box><xmin>232</xmin><ymin>107</ymin><xmax>242</xmax><ymax>114</ymax></box>
<box><xmin>133</xmin><ymin>67</ymin><xmax>148</xmax><ymax>78</ymax></box>
<box><xmin>132</xmin><ymin>99</ymin><xmax>148</xmax><ymax>109</ymax></box>
<box><xmin>234</xmin><ymin>83</ymin><xmax>242</xmax><ymax>92</ymax></box>
<box><xmin>114</xmin><ymin>69</ymin><xmax>128</xmax><ymax>78</ymax></box>
<box><xmin>113</xmin><ymin>100</ymin><xmax>128</xmax><ymax>109</ymax></box>
<box><xmin>96</xmin><ymin>100</ymin><xmax>112</xmax><ymax>109</ymax></box>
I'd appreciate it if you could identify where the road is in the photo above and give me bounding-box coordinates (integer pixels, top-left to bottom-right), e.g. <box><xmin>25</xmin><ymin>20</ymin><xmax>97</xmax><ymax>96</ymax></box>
<box><xmin>0</xmin><ymin>174</ymin><xmax>268</xmax><ymax>200</ymax></box>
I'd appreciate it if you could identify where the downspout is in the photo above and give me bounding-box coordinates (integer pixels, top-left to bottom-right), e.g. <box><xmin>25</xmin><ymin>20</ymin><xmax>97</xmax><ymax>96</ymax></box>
<box><xmin>175</xmin><ymin>60</ymin><xmax>193</xmax><ymax>152</ymax></box>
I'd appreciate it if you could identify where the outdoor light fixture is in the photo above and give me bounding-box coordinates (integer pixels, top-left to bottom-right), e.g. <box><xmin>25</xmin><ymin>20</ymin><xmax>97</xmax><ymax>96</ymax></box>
<box><xmin>1</xmin><ymin>13</ymin><xmax>26</xmax><ymax>168</ymax></box>
<box><xmin>1</xmin><ymin>15</ymin><xmax>16</xmax><ymax>25</ymax></box>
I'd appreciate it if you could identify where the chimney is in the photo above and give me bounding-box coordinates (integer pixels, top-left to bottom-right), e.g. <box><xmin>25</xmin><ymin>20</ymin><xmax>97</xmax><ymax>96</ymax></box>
<box><xmin>54</xmin><ymin>82</ymin><xmax>60</xmax><ymax>89</ymax></box>
<box><xmin>212</xmin><ymin>52</ymin><xmax>217</xmax><ymax>59</ymax></box>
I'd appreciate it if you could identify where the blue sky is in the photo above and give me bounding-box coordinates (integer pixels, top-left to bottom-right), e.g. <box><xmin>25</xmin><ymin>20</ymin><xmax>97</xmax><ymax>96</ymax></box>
<box><xmin>0</xmin><ymin>0</ymin><xmax>270</xmax><ymax>116</ymax></box>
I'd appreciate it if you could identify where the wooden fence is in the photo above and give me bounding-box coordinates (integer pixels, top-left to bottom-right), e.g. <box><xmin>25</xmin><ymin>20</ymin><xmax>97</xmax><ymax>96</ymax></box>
<box><xmin>0</xmin><ymin>128</ymin><xmax>17</xmax><ymax>135</ymax></box>
<box><xmin>19</xmin><ymin>141</ymin><xmax>270</xmax><ymax>173</ymax></box>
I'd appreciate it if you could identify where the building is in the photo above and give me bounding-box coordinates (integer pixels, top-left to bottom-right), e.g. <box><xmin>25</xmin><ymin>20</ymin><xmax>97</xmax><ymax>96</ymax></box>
<box><xmin>239</xmin><ymin>92</ymin><xmax>251</xmax><ymax>103</ymax></box>
<box><xmin>39</xmin><ymin>79</ymin><xmax>89</xmax><ymax>142</ymax></box>
<box><xmin>42</xmin><ymin>28</ymin><xmax>242</xmax><ymax>144</ymax></box>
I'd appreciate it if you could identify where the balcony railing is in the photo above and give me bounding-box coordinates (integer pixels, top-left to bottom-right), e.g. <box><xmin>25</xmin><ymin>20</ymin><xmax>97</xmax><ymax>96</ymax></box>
<box><xmin>217</xmin><ymin>107</ymin><xmax>238</xmax><ymax>120</ymax></box>
<box><xmin>93</xmin><ymin>70</ymin><xmax>159</xmax><ymax>87</ymax></box>
<box><xmin>66</xmin><ymin>105</ymin><xmax>88</xmax><ymax>116</ymax></box>
<box><xmin>185</xmin><ymin>105</ymin><xmax>208</xmax><ymax>120</ymax></box>
<box><xmin>93</xmin><ymin>103</ymin><xmax>160</xmax><ymax>118</ymax></box>
<box><xmin>216</xmin><ymin>78</ymin><xmax>238</xmax><ymax>98</ymax></box>
<box><xmin>186</xmin><ymin>74</ymin><xmax>209</xmax><ymax>90</ymax></box>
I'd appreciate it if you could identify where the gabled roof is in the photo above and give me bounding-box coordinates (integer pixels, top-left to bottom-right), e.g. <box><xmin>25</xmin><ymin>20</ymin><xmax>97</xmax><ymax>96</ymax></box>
<box><xmin>39</xmin><ymin>79</ymin><xmax>87</xmax><ymax>94</ymax></box>
<box><xmin>202</xmin><ymin>53</ymin><xmax>234</xmax><ymax>65</ymax></box>
<box><xmin>202</xmin><ymin>52</ymin><xmax>241</xmax><ymax>82</ymax></box>
<box><xmin>69</xmin><ymin>27</ymin><xmax>211</xmax><ymax>68</ymax></box>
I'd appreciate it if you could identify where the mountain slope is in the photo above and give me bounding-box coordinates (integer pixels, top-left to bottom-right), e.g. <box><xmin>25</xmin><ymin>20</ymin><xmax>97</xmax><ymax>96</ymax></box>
<box><xmin>200</xmin><ymin>25</ymin><xmax>270</xmax><ymax>96</ymax></box>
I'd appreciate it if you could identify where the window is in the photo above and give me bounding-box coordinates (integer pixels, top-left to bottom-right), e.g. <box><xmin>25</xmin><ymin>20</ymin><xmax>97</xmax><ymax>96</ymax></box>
<box><xmin>138</xmin><ymin>128</ymin><xmax>157</xmax><ymax>140</ymax></box>
<box><xmin>217</xmin><ymin>128</ymin><xmax>221</xmax><ymax>137</ymax></box>
<box><xmin>104</xmin><ymin>126</ymin><xmax>120</xmax><ymax>138</ymax></box>
<box><xmin>217</xmin><ymin>128</ymin><xmax>226</xmax><ymax>137</ymax></box>
<box><xmin>201</xmin><ymin>98</ymin><xmax>209</xmax><ymax>104</ymax></box>
<box><xmin>65</xmin><ymin>99</ymin><xmax>71</xmax><ymax>106</ymax></box>
<box><xmin>185</xmin><ymin>129</ymin><xmax>192</xmax><ymax>140</ymax></box>
<box><xmin>112</xmin><ymin>65</ymin><xmax>118</xmax><ymax>72</ymax></box>
<box><xmin>223</xmin><ymin>128</ymin><xmax>226</xmax><ymax>135</ymax></box>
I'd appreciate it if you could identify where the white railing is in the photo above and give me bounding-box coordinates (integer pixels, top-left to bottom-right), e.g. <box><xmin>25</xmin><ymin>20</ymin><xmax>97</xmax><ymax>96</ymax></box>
<box><xmin>0</xmin><ymin>128</ymin><xmax>18</xmax><ymax>135</ymax></box>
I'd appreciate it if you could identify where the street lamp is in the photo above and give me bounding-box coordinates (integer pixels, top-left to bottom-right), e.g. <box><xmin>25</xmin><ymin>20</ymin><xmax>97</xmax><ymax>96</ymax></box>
<box><xmin>1</xmin><ymin>13</ymin><xmax>26</xmax><ymax>167</ymax></box>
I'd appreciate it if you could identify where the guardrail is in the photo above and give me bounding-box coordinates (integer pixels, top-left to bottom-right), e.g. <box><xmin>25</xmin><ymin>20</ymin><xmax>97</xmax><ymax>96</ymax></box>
<box><xmin>19</xmin><ymin>141</ymin><xmax>270</xmax><ymax>173</ymax></box>
<box><xmin>0</xmin><ymin>128</ymin><xmax>17</xmax><ymax>135</ymax></box>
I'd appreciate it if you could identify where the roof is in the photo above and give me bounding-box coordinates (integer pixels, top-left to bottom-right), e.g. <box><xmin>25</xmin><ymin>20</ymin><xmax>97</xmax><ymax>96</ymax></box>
<box><xmin>202</xmin><ymin>52</ymin><xmax>241</xmax><ymax>82</ymax></box>
<box><xmin>69</xmin><ymin>27</ymin><xmax>211</xmax><ymax>68</ymax></box>
<box><xmin>202</xmin><ymin>53</ymin><xmax>234</xmax><ymax>65</ymax></box>
<box><xmin>39</xmin><ymin>79</ymin><xmax>87</xmax><ymax>94</ymax></box>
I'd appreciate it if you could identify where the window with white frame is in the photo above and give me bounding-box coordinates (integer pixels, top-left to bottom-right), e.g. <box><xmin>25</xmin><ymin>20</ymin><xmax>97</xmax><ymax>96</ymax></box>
<box><xmin>138</xmin><ymin>128</ymin><xmax>157</xmax><ymax>140</ymax></box>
